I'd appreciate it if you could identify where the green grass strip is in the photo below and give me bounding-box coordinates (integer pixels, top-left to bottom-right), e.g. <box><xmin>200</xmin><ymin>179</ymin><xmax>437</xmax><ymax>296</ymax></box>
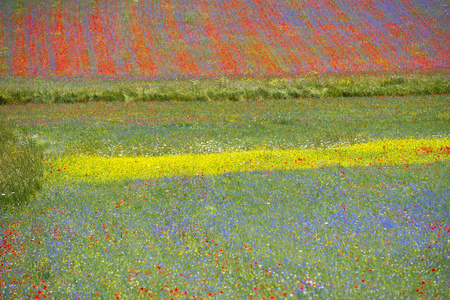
<box><xmin>44</xmin><ymin>137</ymin><xmax>450</xmax><ymax>183</ymax></box>
<box><xmin>1</xmin><ymin>74</ymin><xmax>449</xmax><ymax>104</ymax></box>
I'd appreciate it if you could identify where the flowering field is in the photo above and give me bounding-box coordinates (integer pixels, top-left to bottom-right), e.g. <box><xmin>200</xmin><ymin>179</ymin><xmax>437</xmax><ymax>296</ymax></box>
<box><xmin>0</xmin><ymin>0</ymin><xmax>449</xmax><ymax>79</ymax></box>
<box><xmin>1</xmin><ymin>0</ymin><xmax>449</xmax><ymax>298</ymax></box>
<box><xmin>1</xmin><ymin>95</ymin><xmax>449</xmax><ymax>299</ymax></box>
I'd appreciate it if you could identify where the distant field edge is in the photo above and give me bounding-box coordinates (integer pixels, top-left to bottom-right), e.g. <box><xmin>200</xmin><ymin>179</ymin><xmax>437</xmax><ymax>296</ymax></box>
<box><xmin>1</xmin><ymin>73</ymin><xmax>449</xmax><ymax>104</ymax></box>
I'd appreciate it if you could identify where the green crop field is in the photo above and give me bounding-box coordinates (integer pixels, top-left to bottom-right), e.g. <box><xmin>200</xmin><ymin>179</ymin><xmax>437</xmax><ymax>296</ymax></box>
<box><xmin>1</xmin><ymin>93</ymin><xmax>449</xmax><ymax>299</ymax></box>
<box><xmin>1</xmin><ymin>73</ymin><xmax>449</xmax><ymax>104</ymax></box>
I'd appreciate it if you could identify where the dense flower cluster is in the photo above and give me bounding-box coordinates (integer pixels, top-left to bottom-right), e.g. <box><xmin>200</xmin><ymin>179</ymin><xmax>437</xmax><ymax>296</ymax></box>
<box><xmin>2</xmin><ymin>0</ymin><xmax>447</xmax><ymax>78</ymax></box>
<box><xmin>45</xmin><ymin>138</ymin><xmax>450</xmax><ymax>183</ymax></box>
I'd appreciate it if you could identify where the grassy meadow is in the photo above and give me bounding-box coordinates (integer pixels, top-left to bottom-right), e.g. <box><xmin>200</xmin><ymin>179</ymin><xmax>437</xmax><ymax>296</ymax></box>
<box><xmin>1</xmin><ymin>73</ymin><xmax>449</xmax><ymax>104</ymax></box>
<box><xmin>0</xmin><ymin>93</ymin><xmax>449</xmax><ymax>299</ymax></box>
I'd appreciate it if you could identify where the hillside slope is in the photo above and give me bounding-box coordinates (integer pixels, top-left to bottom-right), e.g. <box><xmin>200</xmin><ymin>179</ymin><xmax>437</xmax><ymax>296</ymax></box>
<box><xmin>0</xmin><ymin>0</ymin><xmax>448</xmax><ymax>80</ymax></box>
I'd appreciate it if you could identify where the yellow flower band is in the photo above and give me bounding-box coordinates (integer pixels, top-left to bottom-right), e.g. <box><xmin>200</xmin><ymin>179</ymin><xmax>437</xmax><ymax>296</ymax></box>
<box><xmin>44</xmin><ymin>138</ymin><xmax>450</xmax><ymax>182</ymax></box>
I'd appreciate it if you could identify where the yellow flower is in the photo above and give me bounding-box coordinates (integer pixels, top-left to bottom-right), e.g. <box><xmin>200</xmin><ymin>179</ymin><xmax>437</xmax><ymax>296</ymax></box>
<box><xmin>46</xmin><ymin>137</ymin><xmax>449</xmax><ymax>182</ymax></box>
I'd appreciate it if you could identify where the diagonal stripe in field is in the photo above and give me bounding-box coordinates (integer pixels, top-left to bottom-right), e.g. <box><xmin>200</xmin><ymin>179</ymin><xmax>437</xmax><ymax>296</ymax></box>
<box><xmin>44</xmin><ymin>138</ymin><xmax>450</xmax><ymax>183</ymax></box>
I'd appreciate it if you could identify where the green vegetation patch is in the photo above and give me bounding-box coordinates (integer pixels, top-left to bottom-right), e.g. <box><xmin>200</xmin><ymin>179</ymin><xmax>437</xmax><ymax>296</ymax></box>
<box><xmin>0</xmin><ymin>123</ymin><xmax>45</xmax><ymax>207</ymax></box>
<box><xmin>0</xmin><ymin>73</ymin><xmax>449</xmax><ymax>104</ymax></box>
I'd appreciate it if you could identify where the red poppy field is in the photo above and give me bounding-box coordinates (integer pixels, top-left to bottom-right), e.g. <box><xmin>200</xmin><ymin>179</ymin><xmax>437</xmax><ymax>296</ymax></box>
<box><xmin>1</xmin><ymin>0</ymin><xmax>448</xmax><ymax>79</ymax></box>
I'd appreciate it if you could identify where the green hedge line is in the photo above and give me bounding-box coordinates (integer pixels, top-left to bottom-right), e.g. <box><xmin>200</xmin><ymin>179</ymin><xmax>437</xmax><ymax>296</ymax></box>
<box><xmin>0</xmin><ymin>75</ymin><xmax>449</xmax><ymax>104</ymax></box>
<box><xmin>0</xmin><ymin>123</ymin><xmax>45</xmax><ymax>207</ymax></box>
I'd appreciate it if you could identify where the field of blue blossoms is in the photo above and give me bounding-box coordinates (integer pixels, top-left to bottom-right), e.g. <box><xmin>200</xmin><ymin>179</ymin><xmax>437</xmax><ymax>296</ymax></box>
<box><xmin>1</xmin><ymin>161</ymin><xmax>449</xmax><ymax>299</ymax></box>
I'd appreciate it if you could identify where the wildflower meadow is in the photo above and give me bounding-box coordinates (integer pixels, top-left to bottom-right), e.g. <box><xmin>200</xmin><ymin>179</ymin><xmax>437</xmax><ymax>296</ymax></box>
<box><xmin>1</xmin><ymin>0</ymin><xmax>449</xmax><ymax>299</ymax></box>
<box><xmin>1</xmin><ymin>94</ymin><xmax>449</xmax><ymax>299</ymax></box>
